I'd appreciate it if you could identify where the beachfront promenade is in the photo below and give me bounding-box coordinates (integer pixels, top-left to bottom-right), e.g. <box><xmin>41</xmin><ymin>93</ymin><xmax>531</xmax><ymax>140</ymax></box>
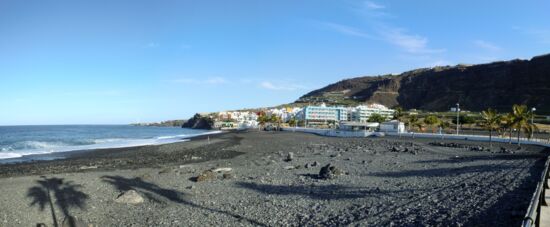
<box><xmin>283</xmin><ymin>127</ymin><xmax>550</xmax><ymax>145</ymax></box>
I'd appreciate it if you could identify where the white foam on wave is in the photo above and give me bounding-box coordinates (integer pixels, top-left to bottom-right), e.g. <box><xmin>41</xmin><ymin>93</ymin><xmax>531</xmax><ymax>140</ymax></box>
<box><xmin>2</xmin><ymin>140</ymin><xmax>72</xmax><ymax>151</ymax></box>
<box><xmin>92</xmin><ymin>138</ymin><xmax>125</xmax><ymax>144</ymax></box>
<box><xmin>0</xmin><ymin>130</ymin><xmax>223</xmax><ymax>160</ymax></box>
<box><xmin>0</xmin><ymin>152</ymin><xmax>23</xmax><ymax>159</ymax></box>
<box><xmin>156</xmin><ymin>134</ymin><xmax>188</xmax><ymax>140</ymax></box>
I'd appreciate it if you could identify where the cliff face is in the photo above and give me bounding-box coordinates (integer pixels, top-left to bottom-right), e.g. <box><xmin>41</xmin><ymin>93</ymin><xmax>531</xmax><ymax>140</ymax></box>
<box><xmin>182</xmin><ymin>114</ymin><xmax>213</xmax><ymax>130</ymax></box>
<box><xmin>297</xmin><ymin>54</ymin><xmax>550</xmax><ymax>113</ymax></box>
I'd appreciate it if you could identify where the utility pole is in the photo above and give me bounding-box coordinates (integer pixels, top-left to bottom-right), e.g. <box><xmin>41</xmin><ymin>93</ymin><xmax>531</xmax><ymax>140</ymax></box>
<box><xmin>531</xmin><ymin>107</ymin><xmax>536</xmax><ymax>140</ymax></box>
<box><xmin>456</xmin><ymin>103</ymin><xmax>460</xmax><ymax>135</ymax></box>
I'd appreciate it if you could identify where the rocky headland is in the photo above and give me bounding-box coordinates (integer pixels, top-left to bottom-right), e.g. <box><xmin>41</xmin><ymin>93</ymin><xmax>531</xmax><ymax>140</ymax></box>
<box><xmin>181</xmin><ymin>113</ymin><xmax>214</xmax><ymax>130</ymax></box>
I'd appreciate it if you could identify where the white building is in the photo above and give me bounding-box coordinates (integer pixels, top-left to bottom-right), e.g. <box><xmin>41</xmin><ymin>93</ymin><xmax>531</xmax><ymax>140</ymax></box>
<box><xmin>379</xmin><ymin>120</ymin><xmax>406</xmax><ymax>133</ymax></box>
<box><xmin>215</xmin><ymin>111</ymin><xmax>258</xmax><ymax>129</ymax></box>
<box><xmin>350</xmin><ymin>104</ymin><xmax>395</xmax><ymax>122</ymax></box>
<box><xmin>339</xmin><ymin>121</ymin><xmax>380</xmax><ymax>132</ymax></box>
<box><xmin>302</xmin><ymin>103</ymin><xmax>348</xmax><ymax>125</ymax></box>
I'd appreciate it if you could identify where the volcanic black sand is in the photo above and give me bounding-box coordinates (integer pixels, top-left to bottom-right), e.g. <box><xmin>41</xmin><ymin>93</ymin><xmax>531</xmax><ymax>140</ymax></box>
<box><xmin>0</xmin><ymin>131</ymin><xmax>548</xmax><ymax>226</ymax></box>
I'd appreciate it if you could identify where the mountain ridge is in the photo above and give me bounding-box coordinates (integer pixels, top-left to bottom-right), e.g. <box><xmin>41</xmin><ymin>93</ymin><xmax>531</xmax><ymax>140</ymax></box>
<box><xmin>296</xmin><ymin>53</ymin><xmax>550</xmax><ymax>114</ymax></box>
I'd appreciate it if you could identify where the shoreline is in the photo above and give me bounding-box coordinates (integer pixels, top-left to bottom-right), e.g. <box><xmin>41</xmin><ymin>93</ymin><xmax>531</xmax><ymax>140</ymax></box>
<box><xmin>0</xmin><ymin>129</ymin><xmax>224</xmax><ymax>165</ymax></box>
<box><xmin>1</xmin><ymin>129</ymin><xmax>546</xmax><ymax>178</ymax></box>
<box><xmin>0</xmin><ymin>130</ymin><xmax>236</xmax><ymax>178</ymax></box>
<box><xmin>0</xmin><ymin>130</ymin><xmax>548</xmax><ymax>226</ymax></box>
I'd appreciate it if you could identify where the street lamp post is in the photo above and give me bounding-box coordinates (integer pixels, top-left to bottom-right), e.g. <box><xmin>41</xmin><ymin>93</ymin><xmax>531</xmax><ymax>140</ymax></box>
<box><xmin>456</xmin><ymin>103</ymin><xmax>460</xmax><ymax>135</ymax></box>
<box><xmin>531</xmin><ymin>107</ymin><xmax>536</xmax><ymax>140</ymax></box>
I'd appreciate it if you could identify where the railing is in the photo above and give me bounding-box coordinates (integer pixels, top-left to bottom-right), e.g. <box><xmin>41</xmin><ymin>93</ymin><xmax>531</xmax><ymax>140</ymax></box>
<box><xmin>522</xmin><ymin>158</ymin><xmax>550</xmax><ymax>227</ymax></box>
<box><xmin>385</xmin><ymin>132</ymin><xmax>550</xmax><ymax>146</ymax></box>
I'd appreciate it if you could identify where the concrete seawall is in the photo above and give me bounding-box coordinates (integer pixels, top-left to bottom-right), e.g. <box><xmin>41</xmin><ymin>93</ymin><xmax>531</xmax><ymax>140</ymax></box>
<box><xmin>385</xmin><ymin>132</ymin><xmax>550</xmax><ymax>148</ymax></box>
<box><xmin>281</xmin><ymin>127</ymin><xmax>384</xmax><ymax>137</ymax></box>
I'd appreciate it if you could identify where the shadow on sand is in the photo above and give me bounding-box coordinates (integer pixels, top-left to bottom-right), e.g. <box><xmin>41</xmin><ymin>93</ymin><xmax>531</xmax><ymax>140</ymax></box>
<box><xmin>414</xmin><ymin>153</ymin><xmax>545</xmax><ymax>165</ymax></box>
<box><xmin>236</xmin><ymin>181</ymin><xmax>422</xmax><ymax>200</ymax></box>
<box><xmin>27</xmin><ymin>176</ymin><xmax>89</xmax><ymax>227</ymax></box>
<box><xmin>101</xmin><ymin>175</ymin><xmax>267</xmax><ymax>226</ymax></box>
<box><xmin>368</xmin><ymin>164</ymin><xmax>521</xmax><ymax>178</ymax></box>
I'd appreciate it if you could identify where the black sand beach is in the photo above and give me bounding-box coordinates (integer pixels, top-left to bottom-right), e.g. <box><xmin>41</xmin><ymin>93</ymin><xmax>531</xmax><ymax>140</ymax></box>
<box><xmin>0</xmin><ymin>131</ymin><xmax>547</xmax><ymax>226</ymax></box>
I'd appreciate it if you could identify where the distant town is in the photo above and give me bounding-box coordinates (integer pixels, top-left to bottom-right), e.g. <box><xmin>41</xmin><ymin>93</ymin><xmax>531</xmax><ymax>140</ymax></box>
<box><xmin>194</xmin><ymin>103</ymin><xmax>404</xmax><ymax>133</ymax></box>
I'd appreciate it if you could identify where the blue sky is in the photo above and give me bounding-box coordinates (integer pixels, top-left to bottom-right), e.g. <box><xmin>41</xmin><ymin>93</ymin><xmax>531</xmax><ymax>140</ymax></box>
<box><xmin>1</xmin><ymin>0</ymin><xmax>549</xmax><ymax>125</ymax></box>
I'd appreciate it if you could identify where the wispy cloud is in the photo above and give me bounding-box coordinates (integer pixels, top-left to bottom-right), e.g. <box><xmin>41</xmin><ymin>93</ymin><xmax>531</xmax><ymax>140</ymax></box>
<box><xmin>324</xmin><ymin>22</ymin><xmax>373</xmax><ymax>39</ymax></box>
<box><xmin>473</xmin><ymin>40</ymin><xmax>502</xmax><ymax>52</ymax></box>
<box><xmin>322</xmin><ymin>1</ymin><xmax>444</xmax><ymax>55</ymax></box>
<box><xmin>204</xmin><ymin>77</ymin><xmax>227</xmax><ymax>84</ymax></box>
<box><xmin>353</xmin><ymin>0</ymin><xmax>392</xmax><ymax>18</ymax></box>
<box><xmin>377</xmin><ymin>26</ymin><xmax>445</xmax><ymax>54</ymax></box>
<box><xmin>145</xmin><ymin>42</ymin><xmax>159</xmax><ymax>48</ymax></box>
<box><xmin>259</xmin><ymin>81</ymin><xmax>307</xmax><ymax>91</ymax></box>
<box><xmin>364</xmin><ymin>1</ymin><xmax>385</xmax><ymax>9</ymax></box>
<box><xmin>171</xmin><ymin>77</ymin><xmax>227</xmax><ymax>85</ymax></box>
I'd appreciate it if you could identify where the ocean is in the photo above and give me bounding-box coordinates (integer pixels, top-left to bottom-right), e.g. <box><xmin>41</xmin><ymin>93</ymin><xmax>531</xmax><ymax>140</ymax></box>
<box><xmin>0</xmin><ymin>125</ymin><xmax>218</xmax><ymax>161</ymax></box>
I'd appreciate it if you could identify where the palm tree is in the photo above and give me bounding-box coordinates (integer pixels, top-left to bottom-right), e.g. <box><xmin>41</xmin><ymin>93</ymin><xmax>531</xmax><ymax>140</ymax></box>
<box><xmin>413</xmin><ymin>119</ymin><xmax>424</xmax><ymax>132</ymax></box>
<box><xmin>438</xmin><ymin>120</ymin><xmax>451</xmax><ymax>139</ymax></box>
<box><xmin>393</xmin><ymin>107</ymin><xmax>404</xmax><ymax>121</ymax></box>
<box><xmin>501</xmin><ymin>113</ymin><xmax>515</xmax><ymax>144</ymax></box>
<box><xmin>523</xmin><ymin>123</ymin><xmax>538</xmax><ymax>140</ymax></box>
<box><xmin>511</xmin><ymin>104</ymin><xmax>530</xmax><ymax>147</ymax></box>
<box><xmin>423</xmin><ymin>115</ymin><xmax>440</xmax><ymax>133</ymax></box>
<box><xmin>288</xmin><ymin>117</ymin><xmax>297</xmax><ymax>127</ymax></box>
<box><xmin>479</xmin><ymin>108</ymin><xmax>501</xmax><ymax>149</ymax></box>
<box><xmin>368</xmin><ymin>113</ymin><xmax>386</xmax><ymax>123</ymax></box>
<box><xmin>408</xmin><ymin>115</ymin><xmax>418</xmax><ymax>132</ymax></box>
<box><xmin>257</xmin><ymin>112</ymin><xmax>268</xmax><ymax>131</ymax></box>
<box><xmin>521</xmin><ymin>109</ymin><xmax>538</xmax><ymax>141</ymax></box>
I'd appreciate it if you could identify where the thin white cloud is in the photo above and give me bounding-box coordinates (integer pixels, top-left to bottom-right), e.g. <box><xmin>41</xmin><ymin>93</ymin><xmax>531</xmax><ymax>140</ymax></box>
<box><xmin>259</xmin><ymin>81</ymin><xmax>307</xmax><ymax>91</ymax></box>
<box><xmin>377</xmin><ymin>26</ymin><xmax>445</xmax><ymax>54</ymax></box>
<box><xmin>426</xmin><ymin>60</ymin><xmax>453</xmax><ymax>67</ymax></box>
<box><xmin>145</xmin><ymin>42</ymin><xmax>159</xmax><ymax>48</ymax></box>
<box><xmin>473</xmin><ymin>40</ymin><xmax>502</xmax><ymax>52</ymax></box>
<box><xmin>323</xmin><ymin>22</ymin><xmax>445</xmax><ymax>54</ymax></box>
<box><xmin>205</xmin><ymin>77</ymin><xmax>227</xmax><ymax>84</ymax></box>
<box><xmin>322</xmin><ymin>1</ymin><xmax>444</xmax><ymax>55</ymax></box>
<box><xmin>324</xmin><ymin>22</ymin><xmax>373</xmax><ymax>39</ymax></box>
<box><xmin>364</xmin><ymin>1</ymin><xmax>385</xmax><ymax>9</ymax></box>
<box><xmin>353</xmin><ymin>0</ymin><xmax>392</xmax><ymax>18</ymax></box>
<box><xmin>171</xmin><ymin>77</ymin><xmax>227</xmax><ymax>85</ymax></box>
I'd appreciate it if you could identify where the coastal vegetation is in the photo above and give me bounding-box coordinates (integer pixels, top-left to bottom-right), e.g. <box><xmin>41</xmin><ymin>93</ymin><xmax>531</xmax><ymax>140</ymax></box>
<box><xmin>423</xmin><ymin>115</ymin><xmax>440</xmax><ymax>133</ymax></box>
<box><xmin>131</xmin><ymin>120</ymin><xmax>185</xmax><ymax>127</ymax></box>
<box><xmin>367</xmin><ymin>113</ymin><xmax>386</xmax><ymax>123</ymax></box>
<box><xmin>257</xmin><ymin>111</ymin><xmax>284</xmax><ymax>130</ymax></box>
<box><xmin>479</xmin><ymin>108</ymin><xmax>501</xmax><ymax>148</ymax></box>
<box><xmin>401</xmin><ymin>104</ymin><xmax>540</xmax><ymax>147</ymax></box>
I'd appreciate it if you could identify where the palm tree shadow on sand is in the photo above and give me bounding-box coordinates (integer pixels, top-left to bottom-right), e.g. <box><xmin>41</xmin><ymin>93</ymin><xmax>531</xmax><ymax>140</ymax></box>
<box><xmin>101</xmin><ymin>175</ymin><xmax>267</xmax><ymax>226</ymax></box>
<box><xmin>27</xmin><ymin>176</ymin><xmax>89</xmax><ymax>227</ymax></box>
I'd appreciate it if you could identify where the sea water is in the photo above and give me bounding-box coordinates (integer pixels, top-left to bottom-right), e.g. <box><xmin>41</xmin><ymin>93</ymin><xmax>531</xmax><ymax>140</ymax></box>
<box><xmin>0</xmin><ymin>125</ymin><xmax>219</xmax><ymax>161</ymax></box>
